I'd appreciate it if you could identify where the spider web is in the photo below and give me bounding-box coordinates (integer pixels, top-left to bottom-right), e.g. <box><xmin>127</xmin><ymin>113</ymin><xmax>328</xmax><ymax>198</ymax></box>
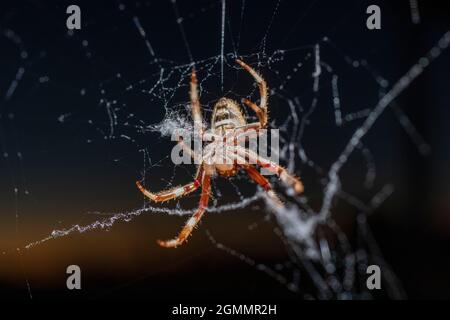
<box><xmin>1</xmin><ymin>0</ymin><xmax>449</xmax><ymax>300</ymax></box>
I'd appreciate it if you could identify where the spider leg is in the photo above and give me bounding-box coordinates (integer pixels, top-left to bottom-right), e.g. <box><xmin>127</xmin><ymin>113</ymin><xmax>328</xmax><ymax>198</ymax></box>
<box><xmin>242</xmin><ymin>164</ymin><xmax>283</xmax><ymax>207</ymax></box>
<box><xmin>242</xmin><ymin>98</ymin><xmax>267</xmax><ymax>128</ymax></box>
<box><xmin>236</xmin><ymin>59</ymin><xmax>268</xmax><ymax>126</ymax></box>
<box><xmin>136</xmin><ymin>166</ymin><xmax>203</xmax><ymax>203</ymax></box>
<box><xmin>190</xmin><ymin>68</ymin><xmax>204</xmax><ymax>136</ymax></box>
<box><xmin>236</xmin><ymin>146</ymin><xmax>304</xmax><ymax>194</ymax></box>
<box><xmin>157</xmin><ymin>172</ymin><xmax>211</xmax><ymax>248</ymax></box>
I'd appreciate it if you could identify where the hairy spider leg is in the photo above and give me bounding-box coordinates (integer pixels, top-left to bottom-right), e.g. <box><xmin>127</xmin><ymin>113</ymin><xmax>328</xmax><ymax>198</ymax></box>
<box><xmin>242</xmin><ymin>164</ymin><xmax>283</xmax><ymax>207</ymax></box>
<box><xmin>236</xmin><ymin>146</ymin><xmax>304</xmax><ymax>194</ymax></box>
<box><xmin>242</xmin><ymin>98</ymin><xmax>267</xmax><ymax>128</ymax></box>
<box><xmin>236</xmin><ymin>59</ymin><xmax>268</xmax><ymax>128</ymax></box>
<box><xmin>136</xmin><ymin>166</ymin><xmax>203</xmax><ymax>203</ymax></box>
<box><xmin>157</xmin><ymin>173</ymin><xmax>211</xmax><ymax>248</ymax></box>
<box><xmin>190</xmin><ymin>68</ymin><xmax>204</xmax><ymax>136</ymax></box>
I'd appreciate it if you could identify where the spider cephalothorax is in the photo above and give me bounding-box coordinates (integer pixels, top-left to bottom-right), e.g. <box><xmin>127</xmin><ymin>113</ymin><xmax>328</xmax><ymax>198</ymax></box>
<box><xmin>136</xmin><ymin>59</ymin><xmax>304</xmax><ymax>248</ymax></box>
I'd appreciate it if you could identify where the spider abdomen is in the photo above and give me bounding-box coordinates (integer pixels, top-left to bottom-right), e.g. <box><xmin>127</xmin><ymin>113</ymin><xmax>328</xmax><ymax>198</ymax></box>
<box><xmin>211</xmin><ymin>98</ymin><xmax>246</xmax><ymax>135</ymax></box>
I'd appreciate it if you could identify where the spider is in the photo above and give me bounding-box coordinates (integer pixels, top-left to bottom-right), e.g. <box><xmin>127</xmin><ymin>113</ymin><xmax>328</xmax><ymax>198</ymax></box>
<box><xmin>136</xmin><ymin>59</ymin><xmax>304</xmax><ymax>248</ymax></box>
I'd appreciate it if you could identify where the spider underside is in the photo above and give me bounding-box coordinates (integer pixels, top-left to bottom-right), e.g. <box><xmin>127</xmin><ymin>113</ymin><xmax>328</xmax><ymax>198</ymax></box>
<box><xmin>136</xmin><ymin>59</ymin><xmax>304</xmax><ymax>248</ymax></box>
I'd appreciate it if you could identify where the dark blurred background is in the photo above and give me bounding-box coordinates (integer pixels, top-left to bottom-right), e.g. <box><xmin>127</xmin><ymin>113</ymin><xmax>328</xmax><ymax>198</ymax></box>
<box><xmin>0</xmin><ymin>0</ymin><xmax>449</xmax><ymax>300</ymax></box>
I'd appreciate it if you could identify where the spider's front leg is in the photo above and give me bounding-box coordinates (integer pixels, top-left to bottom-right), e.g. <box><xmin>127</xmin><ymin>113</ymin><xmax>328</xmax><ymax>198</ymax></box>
<box><xmin>157</xmin><ymin>172</ymin><xmax>211</xmax><ymax>248</ymax></box>
<box><xmin>136</xmin><ymin>166</ymin><xmax>203</xmax><ymax>203</ymax></box>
